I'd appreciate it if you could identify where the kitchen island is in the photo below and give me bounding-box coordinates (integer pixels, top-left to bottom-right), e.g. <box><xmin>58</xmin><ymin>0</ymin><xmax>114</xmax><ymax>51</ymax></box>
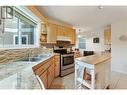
<box><xmin>75</xmin><ymin>52</ymin><xmax>111</xmax><ymax>89</ymax></box>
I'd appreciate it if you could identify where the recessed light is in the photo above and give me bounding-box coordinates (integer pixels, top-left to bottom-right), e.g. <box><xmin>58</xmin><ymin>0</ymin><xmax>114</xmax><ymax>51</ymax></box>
<box><xmin>78</xmin><ymin>35</ymin><xmax>81</xmax><ymax>38</ymax></box>
<box><xmin>98</xmin><ymin>6</ymin><xmax>104</xmax><ymax>9</ymax></box>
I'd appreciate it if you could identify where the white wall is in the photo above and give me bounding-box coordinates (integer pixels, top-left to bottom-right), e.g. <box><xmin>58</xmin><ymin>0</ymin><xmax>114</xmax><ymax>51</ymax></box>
<box><xmin>85</xmin><ymin>28</ymin><xmax>105</xmax><ymax>52</ymax></box>
<box><xmin>76</xmin><ymin>28</ymin><xmax>105</xmax><ymax>56</ymax></box>
<box><xmin>111</xmin><ymin>18</ymin><xmax>127</xmax><ymax>74</ymax></box>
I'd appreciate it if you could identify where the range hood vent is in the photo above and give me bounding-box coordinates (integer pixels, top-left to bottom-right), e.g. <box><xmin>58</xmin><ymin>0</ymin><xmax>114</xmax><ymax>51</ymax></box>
<box><xmin>57</xmin><ymin>36</ymin><xmax>71</xmax><ymax>41</ymax></box>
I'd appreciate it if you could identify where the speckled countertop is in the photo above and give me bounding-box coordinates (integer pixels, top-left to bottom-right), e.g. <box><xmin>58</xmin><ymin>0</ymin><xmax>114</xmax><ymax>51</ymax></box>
<box><xmin>75</xmin><ymin>52</ymin><xmax>111</xmax><ymax>65</ymax></box>
<box><xmin>0</xmin><ymin>53</ymin><xmax>59</xmax><ymax>89</ymax></box>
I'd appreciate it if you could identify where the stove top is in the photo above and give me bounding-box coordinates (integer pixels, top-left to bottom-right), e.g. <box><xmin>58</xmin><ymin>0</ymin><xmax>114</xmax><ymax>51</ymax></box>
<box><xmin>54</xmin><ymin>49</ymin><xmax>74</xmax><ymax>55</ymax></box>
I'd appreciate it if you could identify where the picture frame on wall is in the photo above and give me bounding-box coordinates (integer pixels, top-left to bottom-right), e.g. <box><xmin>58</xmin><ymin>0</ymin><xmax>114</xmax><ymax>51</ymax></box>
<box><xmin>93</xmin><ymin>37</ymin><xmax>99</xmax><ymax>43</ymax></box>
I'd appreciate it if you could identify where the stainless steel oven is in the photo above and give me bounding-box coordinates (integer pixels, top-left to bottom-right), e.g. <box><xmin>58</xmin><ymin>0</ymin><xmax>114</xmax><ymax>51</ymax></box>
<box><xmin>54</xmin><ymin>48</ymin><xmax>75</xmax><ymax>77</ymax></box>
<box><xmin>61</xmin><ymin>53</ymin><xmax>75</xmax><ymax>76</ymax></box>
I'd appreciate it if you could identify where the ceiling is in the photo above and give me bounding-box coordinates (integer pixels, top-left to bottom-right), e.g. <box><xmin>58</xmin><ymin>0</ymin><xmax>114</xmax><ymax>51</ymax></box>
<box><xmin>37</xmin><ymin>6</ymin><xmax>127</xmax><ymax>31</ymax></box>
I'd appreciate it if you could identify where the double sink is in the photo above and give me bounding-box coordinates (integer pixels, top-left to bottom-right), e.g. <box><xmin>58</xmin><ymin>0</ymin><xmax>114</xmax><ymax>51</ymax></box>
<box><xmin>0</xmin><ymin>54</ymin><xmax>52</xmax><ymax>81</ymax></box>
<box><xmin>21</xmin><ymin>54</ymin><xmax>52</xmax><ymax>62</ymax></box>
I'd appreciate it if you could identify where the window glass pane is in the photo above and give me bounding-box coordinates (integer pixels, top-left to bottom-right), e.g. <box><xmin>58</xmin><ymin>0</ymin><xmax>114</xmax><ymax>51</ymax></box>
<box><xmin>15</xmin><ymin>36</ymin><xmax>19</xmax><ymax>44</ymax></box>
<box><xmin>3</xmin><ymin>14</ymin><xmax>19</xmax><ymax>45</ymax></box>
<box><xmin>22</xmin><ymin>36</ymin><xmax>27</xmax><ymax>44</ymax></box>
<box><xmin>78</xmin><ymin>38</ymin><xmax>86</xmax><ymax>49</ymax></box>
<box><xmin>20</xmin><ymin>19</ymin><xmax>35</xmax><ymax>45</ymax></box>
<box><xmin>0</xmin><ymin>6</ymin><xmax>38</xmax><ymax>48</ymax></box>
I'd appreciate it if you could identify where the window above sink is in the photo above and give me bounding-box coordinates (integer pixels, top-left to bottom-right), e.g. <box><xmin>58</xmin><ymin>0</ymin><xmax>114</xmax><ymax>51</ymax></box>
<box><xmin>0</xmin><ymin>6</ymin><xmax>41</xmax><ymax>49</ymax></box>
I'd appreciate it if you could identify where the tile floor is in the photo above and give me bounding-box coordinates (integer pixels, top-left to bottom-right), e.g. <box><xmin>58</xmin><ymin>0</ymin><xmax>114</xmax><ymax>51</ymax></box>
<box><xmin>52</xmin><ymin>71</ymin><xmax>127</xmax><ymax>89</ymax></box>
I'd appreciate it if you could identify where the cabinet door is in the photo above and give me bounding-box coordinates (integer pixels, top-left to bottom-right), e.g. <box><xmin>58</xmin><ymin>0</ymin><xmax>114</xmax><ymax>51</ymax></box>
<box><xmin>40</xmin><ymin>71</ymin><xmax>48</xmax><ymax>89</ymax></box>
<box><xmin>72</xmin><ymin>29</ymin><xmax>76</xmax><ymax>44</ymax></box>
<box><xmin>64</xmin><ymin>27</ymin><xmax>69</xmax><ymax>37</ymax></box>
<box><xmin>47</xmin><ymin>23</ymin><xmax>57</xmax><ymax>43</ymax></box>
<box><xmin>54</xmin><ymin>55</ymin><xmax>60</xmax><ymax>77</ymax></box>
<box><xmin>57</xmin><ymin>25</ymin><xmax>63</xmax><ymax>36</ymax></box>
<box><xmin>104</xmin><ymin>27</ymin><xmax>111</xmax><ymax>45</ymax></box>
<box><xmin>48</xmin><ymin>60</ymin><xmax>55</xmax><ymax>88</ymax></box>
<box><xmin>69</xmin><ymin>29</ymin><xmax>76</xmax><ymax>44</ymax></box>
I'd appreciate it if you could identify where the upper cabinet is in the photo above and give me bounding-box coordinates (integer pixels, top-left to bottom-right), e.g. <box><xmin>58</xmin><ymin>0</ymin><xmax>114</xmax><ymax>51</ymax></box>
<box><xmin>40</xmin><ymin>22</ymin><xmax>76</xmax><ymax>44</ymax></box>
<box><xmin>27</xmin><ymin>6</ymin><xmax>76</xmax><ymax>45</ymax></box>
<box><xmin>104</xmin><ymin>26</ymin><xmax>111</xmax><ymax>45</ymax></box>
<box><xmin>47</xmin><ymin>23</ymin><xmax>57</xmax><ymax>44</ymax></box>
<box><xmin>71</xmin><ymin>29</ymin><xmax>76</xmax><ymax>44</ymax></box>
<box><xmin>57</xmin><ymin>25</ymin><xmax>63</xmax><ymax>36</ymax></box>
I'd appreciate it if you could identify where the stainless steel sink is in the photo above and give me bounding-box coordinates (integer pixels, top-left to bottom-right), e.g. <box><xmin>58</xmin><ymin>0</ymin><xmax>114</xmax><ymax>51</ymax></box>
<box><xmin>20</xmin><ymin>54</ymin><xmax>51</xmax><ymax>62</ymax></box>
<box><xmin>39</xmin><ymin>54</ymin><xmax>51</xmax><ymax>58</ymax></box>
<box><xmin>22</xmin><ymin>57</ymin><xmax>41</xmax><ymax>62</ymax></box>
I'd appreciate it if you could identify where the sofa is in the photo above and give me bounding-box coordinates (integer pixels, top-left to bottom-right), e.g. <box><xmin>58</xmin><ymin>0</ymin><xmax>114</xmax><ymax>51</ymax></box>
<box><xmin>83</xmin><ymin>51</ymin><xmax>94</xmax><ymax>56</ymax></box>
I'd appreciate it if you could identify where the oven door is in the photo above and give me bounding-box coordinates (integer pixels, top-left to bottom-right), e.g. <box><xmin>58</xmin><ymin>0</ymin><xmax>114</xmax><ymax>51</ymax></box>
<box><xmin>61</xmin><ymin>54</ymin><xmax>74</xmax><ymax>70</ymax></box>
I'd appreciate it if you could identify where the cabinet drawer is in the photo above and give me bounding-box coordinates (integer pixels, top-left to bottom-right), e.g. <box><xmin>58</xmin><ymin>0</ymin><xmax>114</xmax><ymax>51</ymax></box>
<box><xmin>35</xmin><ymin>61</ymin><xmax>52</xmax><ymax>76</ymax></box>
<box><xmin>33</xmin><ymin>58</ymin><xmax>53</xmax><ymax>76</ymax></box>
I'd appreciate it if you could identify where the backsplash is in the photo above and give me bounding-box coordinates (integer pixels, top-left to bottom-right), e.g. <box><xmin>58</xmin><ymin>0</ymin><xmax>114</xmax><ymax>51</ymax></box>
<box><xmin>0</xmin><ymin>48</ymin><xmax>52</xmax><ymax>64</ymax></box>
<box><xmin>56</xmin><ymin>41</ymin><xmax>70</xmax><ymax>48</ymax></box>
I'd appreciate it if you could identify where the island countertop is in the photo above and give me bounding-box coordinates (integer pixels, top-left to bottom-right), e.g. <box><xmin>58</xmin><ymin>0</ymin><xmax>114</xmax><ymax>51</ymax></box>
<box><xmin>75</xmin><ymin>52</ymin><xmax>111</xmax><ymax>65</ymax></box>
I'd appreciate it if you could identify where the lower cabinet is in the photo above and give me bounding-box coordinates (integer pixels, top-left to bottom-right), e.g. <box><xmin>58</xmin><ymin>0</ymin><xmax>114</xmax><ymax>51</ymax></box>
<box><xmin>40</xmin><ymin>70</ymin><xmax>48</xmax><ymax>88</ymax></box>
<box><xmin>54</xmin><ymin>55</ymin><xmax>60</xmax><ymax>78</ymax></box>
<box><xmin>33</xmin><ymin>55</ymin><xmax>60</xmax><ymax>89</ymax></box>
<box><xmin>48</xmin><ymin>63</ymin><xmax>55</xmax><ymax>88</ymax></box>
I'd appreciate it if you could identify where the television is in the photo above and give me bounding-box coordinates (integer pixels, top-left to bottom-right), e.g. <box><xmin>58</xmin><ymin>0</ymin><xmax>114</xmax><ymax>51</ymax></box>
<box><xmin>93</xmin><ymin>37</ymin><xmax>99</xmax><ymax>43</ymax></box>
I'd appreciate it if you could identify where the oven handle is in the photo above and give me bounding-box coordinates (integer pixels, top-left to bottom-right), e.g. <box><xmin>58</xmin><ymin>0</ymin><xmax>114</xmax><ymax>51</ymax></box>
<box><xmin>61</xmin><ymin>54</ymin><xmax>74</xmax><ymax>57</ymax></box>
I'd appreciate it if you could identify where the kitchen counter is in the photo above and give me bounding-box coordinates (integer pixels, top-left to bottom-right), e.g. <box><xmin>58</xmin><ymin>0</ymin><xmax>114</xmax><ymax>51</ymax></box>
<box><xmin>0</xmin><ymin>53</ymin><xmax>58</xmax><ymax>89</ymax></box>
<box><xmin>75</xmin><ymin>52</ymin><xmax>111</xmax><ymax>89</ymax></box>
<box><xmin>76</xmin><ymin>52</ymin><xmax>111</xmax><ymax>65</ymax></box>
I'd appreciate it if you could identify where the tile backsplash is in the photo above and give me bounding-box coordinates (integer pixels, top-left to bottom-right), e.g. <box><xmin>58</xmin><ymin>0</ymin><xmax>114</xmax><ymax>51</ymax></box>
<box><xmin>0</xmin><ymin>48</ymin><xmax>52</xmax><ymax>64</ymax></box>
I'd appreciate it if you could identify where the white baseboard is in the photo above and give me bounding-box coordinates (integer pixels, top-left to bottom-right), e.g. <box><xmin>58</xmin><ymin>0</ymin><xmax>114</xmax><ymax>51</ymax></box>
<box><xmin>111</xmin><ymin>69</ymin><xmax>127</xmax><ymax>75</ymax></box>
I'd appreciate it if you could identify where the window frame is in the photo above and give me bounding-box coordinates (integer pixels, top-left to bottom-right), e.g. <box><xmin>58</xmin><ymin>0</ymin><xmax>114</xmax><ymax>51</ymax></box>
<box><xmin>1</xmin><ymin>6</ymin><xmax>41</xmax><ymax>49</ymax></box>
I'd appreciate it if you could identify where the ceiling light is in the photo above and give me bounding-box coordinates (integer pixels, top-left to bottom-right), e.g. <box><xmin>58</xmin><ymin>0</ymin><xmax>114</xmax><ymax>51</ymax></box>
<box><xmin>98</xmin><ymin>6</ymin><xmax>104</xmax><ymax>9</ymax></box>
<box><xmin>78</xmin><ymin>35</ymin><xmax>81</xmax><ymax>38</ymax></box>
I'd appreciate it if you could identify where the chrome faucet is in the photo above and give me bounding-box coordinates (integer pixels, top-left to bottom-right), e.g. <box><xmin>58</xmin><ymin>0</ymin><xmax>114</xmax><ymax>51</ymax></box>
<box><xmin>28</xmin><ymin>49</ymin><xmax>32</xmax><ymax>61</ymax></box>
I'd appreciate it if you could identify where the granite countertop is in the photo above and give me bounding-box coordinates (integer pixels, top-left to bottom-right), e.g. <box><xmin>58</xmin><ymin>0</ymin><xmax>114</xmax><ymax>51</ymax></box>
<box><xmin>75</xmin><ymin>52</ymin><xmax>111</xmax><ymax>65</ymax></box>
<box><xmin>0</xmin><ymin>53</ymin><xmax>58</xmax><ymax>89</ymax></box>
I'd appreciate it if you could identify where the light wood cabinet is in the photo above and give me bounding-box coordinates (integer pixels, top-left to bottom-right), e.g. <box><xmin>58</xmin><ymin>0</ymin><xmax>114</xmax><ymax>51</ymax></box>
<box><xmin>45</xmin><ymin>23</ymin><xmax>76</xmax><ymax>44</ymax></box>
<box><xmin>54</xmin><ymin>55</ymin><xmax>60</xmax><ymax>77</ymax></box>
<box><xmin>68</xmin><ymin>28</ymin><xmax>76</xmax><ymax>44</ymax></box>
<box><xmin>57</xmin><ymin>25</ymin><xmax>63</xmax><ymax>36</ymax></box>
<box><xmin>40</xmin><ymin>70</ymin><xmax>48</xmax><ymax>88</ymax></box>
<box><xmin>32</xmin><ymin>56</ymin><xmax>60</xmax><ymax>89</ymax></box>
<box><xmin>28</xmin><ymin>6</ymin><xmax>76</xmax><ymax>45</ymax></box>
<box><xmin>48</xmin><ymin>63</ymin><xmax>55</xmax><ymax>88</ymax></box>
<box><xmin>104</xmin><ymin>26</ymin><xmax>111</xmax><ymax>45</ymax></box>
<box><xmin>71</xmin><ymin>29</ymin><xmax>76</xmax><ymax>44</ymax></box>
<box><xmin>47</xmin><ymin>23</ymin><xmax>57</xmax><ymax>44</ymax></box>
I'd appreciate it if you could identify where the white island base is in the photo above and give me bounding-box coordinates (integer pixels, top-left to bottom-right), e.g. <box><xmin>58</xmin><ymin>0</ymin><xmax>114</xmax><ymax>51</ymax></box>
<box><xmin>75</xmin><ymin>53</ymin><xmax>111</xmax><ymax>89</ymax></box>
